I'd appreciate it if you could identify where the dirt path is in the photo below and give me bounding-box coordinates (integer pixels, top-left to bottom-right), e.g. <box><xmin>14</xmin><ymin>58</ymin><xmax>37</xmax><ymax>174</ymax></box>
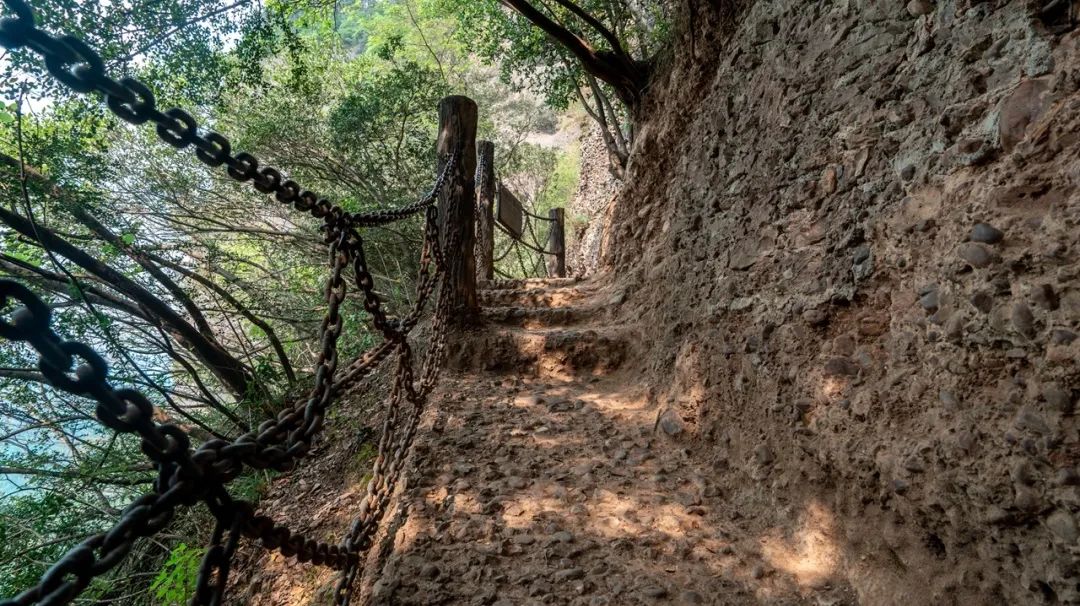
<box><xmin>357</xmin><ymin>278</ymin><xmax>859</xmax><ymax>606</ymax></box>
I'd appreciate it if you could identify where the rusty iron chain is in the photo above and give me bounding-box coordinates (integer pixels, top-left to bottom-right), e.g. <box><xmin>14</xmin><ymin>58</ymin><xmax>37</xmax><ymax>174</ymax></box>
<box><xmin>332</xmin><ymin>169</ymin><xmax>461</xmax><ymax>605</ymax></box>
<box><xmin>0</xmin><ymin>199</ymin><xmax>457</xmax><ymax>606</ymax></box>
<box><xmin>0</xmin><ymin>0</ymin><xmax>455</xmax><ymax>233</ymax></box>
<box><xmin>0</xmin><ymin>2</ymin><xmax>467</xmax><ymax>604</ymax></box>
<box><xmin>0</xmin><ymin>230</ymin><xmax>358</xmax><ymax>605</ymax></box>
<box><xmin>193</xmin><ymin>493</ymin><xmax>247</xmax><ymax>606</ymax></box>
<box><xmin>331</xmin><ymin>204</ymin><xmax>445</xmax><ymax>395</ymax></box>
<box><xmin>0</xmin><ymin>278</ymin><xmax>208</xmax><ymax>605</ymax></box>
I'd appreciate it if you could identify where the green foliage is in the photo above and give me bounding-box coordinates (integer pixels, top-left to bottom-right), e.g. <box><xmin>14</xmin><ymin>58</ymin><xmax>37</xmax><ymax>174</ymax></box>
<box><xmin>0</xmin><ymin>492</ymin><xmax>86</xmax><ymax>597</ymax></box>
<box><xmin>502</xmin><ymin>142</ymin><xmax>580</xmax><ymax>213</ymax></box>
<box><xmin>353</xmin><ymin>442</ymin><xmax>377</xmax><ymax>467</ymax></box>
<box><xmin>327</xmin><ymin>57</ymin><xmax>450</xmax><ymax>208</ymax></box>
<box><xmin>3</xmin><ymin>3</ymin><xmax>200</xmax><ymax>99</ymax></box>
<box><xmin>230</xmin><ymin>470</ymin><xmax>278</xmax><ymax>502</ymax></box>
<box><xmin>352</xmin><ymin>442</ymin><xmax>378</xmax><ymax>486</ymax></box>
<box><xmin>150</xmin><ymin>543</ymin><xmax>204</xmax><ymax>606</ymax></box>
<box><xmin>539</xmin><ymin>144</ymin><xmax>581</xmax><ymax>213</ymax></box>
<box><xmin>0</xmin><ymin>102</ymin><xmax>16</xmax><ymax>124</ymax></box>
<box><xmin>430</xmin><ymin>0</ymin><xmax>671</xmax><ymax>109</ymax></box>
<box><xmin>438</xmin><ymin>0</ymin><xmax>578</xmax><ymax>109</ymax></box>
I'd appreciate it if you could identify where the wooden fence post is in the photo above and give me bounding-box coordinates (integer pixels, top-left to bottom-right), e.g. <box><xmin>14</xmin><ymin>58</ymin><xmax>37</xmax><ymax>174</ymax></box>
<box><xmin>475</xmin><ymin>140</ymin><xmax>496</xmax><ymax>282</ymax></box>
<box><xmin>436</xmin><ymin>96</ymin><xmax>479</xmax><ymax>320</ymax></box>
<box><xmin>546</xmin><ymin>207</ymin><xmax>566</xmax><ymax>278</ymax></box>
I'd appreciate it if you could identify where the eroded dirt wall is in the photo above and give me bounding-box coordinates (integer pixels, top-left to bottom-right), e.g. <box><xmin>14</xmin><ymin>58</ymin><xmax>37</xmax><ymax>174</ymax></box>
<box><xmin>605</xmin><ymin>1</ymin><xmax>1080</xmax><ymax>603</ymax></box>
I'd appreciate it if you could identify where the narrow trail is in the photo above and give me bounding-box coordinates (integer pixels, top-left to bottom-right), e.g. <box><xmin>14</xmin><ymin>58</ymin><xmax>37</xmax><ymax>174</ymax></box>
<box><xmin>358</xmin><ymin>278</ymin><xmax>858</xmax><ymax>606</ymax></box>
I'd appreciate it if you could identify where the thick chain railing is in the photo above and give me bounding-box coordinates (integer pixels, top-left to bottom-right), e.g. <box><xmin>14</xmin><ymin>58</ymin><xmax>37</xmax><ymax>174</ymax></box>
<box><xmin>0</xmin><ymin>0</ymin><xmax>453</xmax><ymax>233</ymax></box>
<box><xmin>333</xmin><ymin>191</ymin><xmax>462</xmax><ymax>605</ymax></box>
<box><xmin>0</xmin><ymin>1</ymin><xmax>464</xmax><ymax>604</ymax></box>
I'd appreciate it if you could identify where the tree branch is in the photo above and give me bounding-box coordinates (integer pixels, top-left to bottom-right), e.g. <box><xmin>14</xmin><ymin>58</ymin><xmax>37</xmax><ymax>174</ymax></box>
<box><xmin>0</xmin><ymin>465</ymin><xmax>154</xmax><ymax>487</ymax></box>
<box><xmin>0</xmin><ymin>204</ymin><xmax>255</xmax><ymax>396</ymax></box>
<box><xmin>549</xmin><ymin>0</ymin><xmax>626</xmax><ymax>56</ymax></box>
<box><xmin>498</xmin><ymin>0</ymin><xmax>648</xmax><ymax>107</ymax></box>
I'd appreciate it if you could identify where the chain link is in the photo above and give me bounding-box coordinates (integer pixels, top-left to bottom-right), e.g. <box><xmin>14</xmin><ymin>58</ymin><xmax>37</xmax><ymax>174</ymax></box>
<box><xmin>0</xmin><ymin>2</ymin><xmax>467</xmax><ymax>603</ymax></box>
<box><xmin>0</xmin><ymin>0</ymin><xmax>455</xmax><ymax>234</ymax></box>
<box><xmin>0</xmin><ymin>198</ymin><xmax>458</xmax><ymax>606</ymax></box>
<box><xmin>332</xmin><ymin>163</ymin><xmax>461</xmax><ymax>605</ymax></box>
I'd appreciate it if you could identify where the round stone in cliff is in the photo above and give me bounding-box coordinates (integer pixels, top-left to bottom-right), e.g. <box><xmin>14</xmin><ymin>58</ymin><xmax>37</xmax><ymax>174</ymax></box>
<box><xmin>957</xmin><ymin>243</ymin><xmax>996</xmax><ymax>268</ymax></box>
<box><xmin>1043</xmin><ymin>383</ymin><xmax>1075</xmax><ymax>414</ymax></box>
<box><xmin>753</xmin><ymin>444</ymin><xmax>775</xmax><ymax>466</ymax></box>
<box><xmin>677</xmin><ymin>590</ymin><xmax>706</xmax><ymax>605</ymax></box>
<box><xmin>550</xmin><ymin>530</ymin><xmax>573</xmax><ymax>543</ymax></box>
<box><xmin>1056</xmin><ymin>468</ymin><xmax>1080</xmax><ymax>486</ymax></box>
<box><xmin>1050</xmin><ymin>329</ymin><xmax>1077</xmax><ymax>345</ymax></box>
<box><xmin>1046</xmin><ymin>510</ymin><xmax>1079</xmax><ymax>543</ymax></box>
<box><xmin>970</xmin><ymin>291</ymin><xmax>994</xmax><ymax>314</ymax></box>
<box><xmin>1014</xmin><ymin>407</ymin><xmax>1050</xmax><ymax>435</ymax></box>
<box><xmin>903</xmin><ymin>455</ymin><xmax>926</xmax><ymax>473</ymax></box>
<box><xmin>553</xmin><ymin>567</ymin><xmax>585</xmax><ymax>582</ymax></box>
<box><xmin>824</xmin><ymin>357</ymin><xmax>860</xmax><ymax>377</ymax></box>
<box><xmin>803</xmin><ymin>308</ymin><xmax>828</xmax><ymax>326</ymax></box>
<box><xmin>1014</xmin><ymin>486</ymin><xmax>1040</xmax><ymax>512</ymax></box>
<box><xmin>640</xmin><ymin>585</ymin><xmax>669</xmax><ymax>599</ymax></box>
<box><xmin>939</xmin><ymin>390</ymin><xmax>959</xmax><ymax>411</ymax></box>
<box><xmin>919</xmin><ymin>289</ymin><xmax>940</xmax><ymax>312</ymax></box>
<box><xmin>1010</xmin><ymin>454</ymin><xmax>1037</xmax><ymax>482</ymax></box>
<box><xmin>970</xmin><ymin>222</ymin><xmax>1004</xmax><ymax>244</ymax></box>
<box><xmin>821</xmin><ymin>166</ymin><xmax>838</xmax><ymax>195</ymax></box>
<box><xmin>907</xmin><ymin>0</ymin><xmax>933</xmax><ymax>16</ymax></box>
<box><xmin>658</xmin><ymin>409</ymin><xmax>684</xmax><ymax>436</ymax></box>
<box><xmin>1011</xmin><ymin>303</ymin><xmax>1036</xmax><ymax>339</ymax></box>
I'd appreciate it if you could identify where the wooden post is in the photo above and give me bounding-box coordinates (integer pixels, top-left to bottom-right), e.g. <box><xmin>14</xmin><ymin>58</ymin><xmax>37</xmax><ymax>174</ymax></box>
<box><xmin>546</xmin><ymin>207</ymin><xmax>566</xmax><ymax>278</ymax></box>
<box><xmin>436</xmin><ymin>96</ymin><xmax>479</xmax><ymax>320</ymax></box>
<box><xmin>475</xmin><ymin>140</ymin><xmax>496</xmax><ymax>282</ymax></box>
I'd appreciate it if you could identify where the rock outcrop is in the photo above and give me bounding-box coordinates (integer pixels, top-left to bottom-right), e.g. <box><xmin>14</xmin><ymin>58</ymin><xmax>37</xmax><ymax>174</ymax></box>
<box><xmin>568</xmin><ymin>126</ymin><xmax>622</xmax><ymax>276</ymax></box>
<box><xmin>604</xmin><ymin>1</ymin><xmax>1080</xmax><ymax>603</ymax></box>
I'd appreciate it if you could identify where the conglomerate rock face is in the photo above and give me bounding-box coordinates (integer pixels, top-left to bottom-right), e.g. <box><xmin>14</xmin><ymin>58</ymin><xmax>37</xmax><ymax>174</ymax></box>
<box><xmin>568</xmin><ymin>126</ymin><xmax>622</xmax><ymax>277</ymax></box>
<box><xmin>603</xmin><ymin>1</ymin><xmax>1079</xmax><ymax>603</ymax></box>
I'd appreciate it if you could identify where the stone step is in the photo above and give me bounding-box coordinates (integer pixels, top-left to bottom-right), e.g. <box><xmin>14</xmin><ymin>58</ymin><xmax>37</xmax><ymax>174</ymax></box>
<box><xmin>478</xmin><ymin>277</ymin><xmax>580</xmax><ymax>291</ymax></box>
<box><xmin>478</xmin><ymin>286</ymin><xmax>584</xmax><ymax>308</ymax></box>
<box><xmin>480</xmin><ymin>305</ymin><xmax>591</xmax><ymax>328</ymax></box>
<box><xmin>446</xmin><ymin>325</ymin><xmax>635</xmax><ymax>380</ymax></box>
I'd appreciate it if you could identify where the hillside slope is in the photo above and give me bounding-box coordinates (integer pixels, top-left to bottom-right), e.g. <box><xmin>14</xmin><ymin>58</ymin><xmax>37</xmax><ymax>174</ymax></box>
<box><xmin>599</xmin><ymin>1</ymin><xmax>1080</xmax><ymax>603</ymax></box>
<box><xmin>226</xmin><ymin>3</ymin><xmax>1078</xmax><ymax>604</ymax></box>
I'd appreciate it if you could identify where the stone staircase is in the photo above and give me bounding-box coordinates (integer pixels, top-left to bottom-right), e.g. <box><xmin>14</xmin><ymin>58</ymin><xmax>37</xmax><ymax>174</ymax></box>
<box><xmin>362</xmin><ymin>274</ymin><xmax>854</xmax><ymax>606</ymax></box>
<box><xmin>448</xmin><ymin>277</ymin><xmax>635</xmax><ymax>381</ymax></box>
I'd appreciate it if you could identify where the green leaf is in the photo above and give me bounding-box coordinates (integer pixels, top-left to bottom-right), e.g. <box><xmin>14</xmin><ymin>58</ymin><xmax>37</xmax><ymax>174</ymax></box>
<box><xmin>151</xmin><ymin>543</ymin><xmax>203</xmax><ymax>606</ymax></box>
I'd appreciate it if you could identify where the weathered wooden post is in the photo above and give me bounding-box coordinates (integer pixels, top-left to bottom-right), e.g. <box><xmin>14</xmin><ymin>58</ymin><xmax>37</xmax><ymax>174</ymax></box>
<box><xmin>436</xmin><ymin>96</ymin><xmax>480</xmax><ymax>320</ymax></box>
<box><xmin>475</xmin><ymin>140</ymin><xmax>496</xmax><ymax>282</ymax></box>
<box><xmin>546</xmin><ymin>207</ymin><xmax>566</xmax><ymax>278</ymax></box>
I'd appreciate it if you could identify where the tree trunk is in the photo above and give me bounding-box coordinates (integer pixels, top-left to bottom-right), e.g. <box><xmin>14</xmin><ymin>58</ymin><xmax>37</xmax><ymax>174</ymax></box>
<box><xmin>499</xmin><ymin>0</ymin><xmax>650</xmax><ymax>108</ymax></box>
<box><xmin>0</xmin><ymin>205</ymin><xmax>256</xmax><ymax>397</ymax></box>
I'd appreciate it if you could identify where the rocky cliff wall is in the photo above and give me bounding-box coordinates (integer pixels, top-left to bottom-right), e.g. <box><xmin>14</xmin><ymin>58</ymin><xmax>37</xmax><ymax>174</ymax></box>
<box><xmin>568</xmin><ymin>125</ymin><xmax>622</xmax><ymax>276</ymax></box>
<box><xmin>604</xmin><ymin>1</ymin><xmax>1080</xmax><ymax>603</ymax></box>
